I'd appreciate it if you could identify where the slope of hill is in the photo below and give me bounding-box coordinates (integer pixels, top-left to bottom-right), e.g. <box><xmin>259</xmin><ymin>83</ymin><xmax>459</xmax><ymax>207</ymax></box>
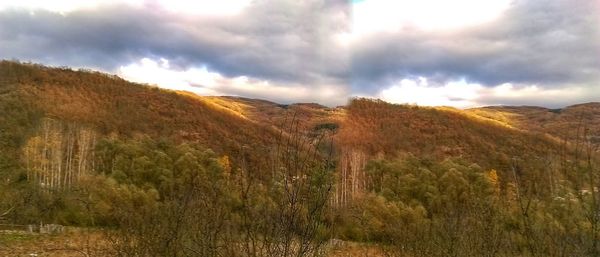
<box><xmin>3</xmin><ymin>61</ymin><xmax>600</xmax><ymax>257</ymax></box>
<box><xmin>468</xmin><ymin>103</ymin><xmax>600</xmax><ymax>143</ymax></box>
<box><xmin>0</xmin><ymin>61</ymin><xmax>279</xmax><ymax>167</ymax></box>
<box><xmin>339</xmin><ymin>99</ymin><xmax>563</xmax><ymax>162</ymax></box>
<box><xmin>2</xmin><ymin>61</ymin><xmax>592</xmax><ymax>183</ymax></box>
<box><xmin>332</xmin><ymin>98</ymin><xmax>573</xmax><ymax>204</ymax></box>
<box><xmin>1</xmin><ymin>61</ymin><xmax>586</xmax><ymax>193</ymax></box>
<box><xmin>200</xmin><ymin>95</ymin><xmax>345</xmax><ymax>132</ymax></box>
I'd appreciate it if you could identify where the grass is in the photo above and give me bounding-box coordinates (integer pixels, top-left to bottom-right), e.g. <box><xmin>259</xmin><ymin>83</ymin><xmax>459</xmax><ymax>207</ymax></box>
<box><xmin>0</xmin><ymin>228</ymin><xmax>112</xmax><ymax>257</ymax></box>
<box><xmin>0</xmin><ymin>231</ymin><xmax>38</xmax><ymax>243</ymax></box>
<box><xmin>0</xmin><ymin>228</ymin><xmax>387</xmax><ymax>257</ymax></box>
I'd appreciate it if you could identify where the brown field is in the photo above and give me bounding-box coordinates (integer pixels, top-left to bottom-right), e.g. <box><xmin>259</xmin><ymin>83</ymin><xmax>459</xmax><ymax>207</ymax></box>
<box><xmin>0</xmin><ymin>229</ymin><xmax>112</xmax><ymax>257</ymax></box>
<box><xmin>0</xmin><ymin>229</ymin><xmax>383</xmax><ymax>257</ymax></box>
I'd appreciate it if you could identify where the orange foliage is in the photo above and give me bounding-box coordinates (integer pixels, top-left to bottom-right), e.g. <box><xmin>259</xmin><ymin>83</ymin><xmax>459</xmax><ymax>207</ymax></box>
<box><xmin>1</xmin><ymin>61</ymin><xmax>278</xmax><ymax>166</ymax></box>
<box><xmin>335</xmin><ymin>98</ymin><xmax>564</xmax><ymax>172</ymax></box>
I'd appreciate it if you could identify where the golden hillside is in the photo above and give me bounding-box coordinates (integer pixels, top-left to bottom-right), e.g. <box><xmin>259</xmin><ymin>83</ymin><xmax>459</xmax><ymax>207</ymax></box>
<box><xmin>1</xmin><ymin>61</ymin><xmax>593</xmax><ymax>176</ymax></box>
<box><xmin>0</xmin><ymin>61</ymin><xmax>279</xmax><ymax>166</ymax></box>
<box><xmin>469</xmin><ymin>103</ymin><xmax>600</xmax><ymax>143</ymax></box>
<box><xmin>337</xmin><ymin>99</ymin><xmax>566</xmax><ymax>170</ymax></box>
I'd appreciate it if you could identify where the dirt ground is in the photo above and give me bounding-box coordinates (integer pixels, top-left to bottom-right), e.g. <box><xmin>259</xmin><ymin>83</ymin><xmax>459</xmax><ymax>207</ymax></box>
<box><xmin>0</xmin><ymin>229</ymin><xmax>383</xmax><ymax>257</ymax></box>
<box><xmin>0</xmin><ymin>228</ymin><xmax>112</xmax><ymax>257</ymax></box>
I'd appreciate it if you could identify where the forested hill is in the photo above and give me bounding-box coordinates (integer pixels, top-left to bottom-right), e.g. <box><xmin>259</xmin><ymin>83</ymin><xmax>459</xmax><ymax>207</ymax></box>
<box><xmin>331</xmin><ymin>99</ymin><xmax>589</xmax><ymax>204</ymax></box>
<box><xmin>468</xmin><ymin>103</ymin><xmax>600</xmax><ymax>143</ymax></box>
<box><xmin>0</xmin><ymin>61</ymin><xmax>280</xmax><ymax>169</ymax></box>
<box><xmin>337</xmin><ymin>98</ymin><xmax>562</xmax><ymax>169</ymax></box>
<box><xmin>200</xmin><ymin>95</ymin><xmax>344</xmax><ymax>132</ymax></box>
<box><xmin>1</xmin><ymin>60</ymin><xmax>594</xmax><ymax>181</ymax></box>
<box><xmin>3</xmin><ymin>61</ymin><xmax>600</xmax><ymax>257</ymax></box>
<box><xmin>2</xmin><ymin>61</ymin><xmax>595</xmax><ymax>173</ymax></box>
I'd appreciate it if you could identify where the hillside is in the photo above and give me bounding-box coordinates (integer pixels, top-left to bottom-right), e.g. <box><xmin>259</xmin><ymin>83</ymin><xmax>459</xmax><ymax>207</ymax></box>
<box><xmin>2</xmin><ymin>61</ymin><xmax>600</xmax><ymax>257</ymax></box>
<box><xmin>0</xmin><ymin>61</ymin><xmax>280</xmax><ymax>168</ymax></box>
<box><xmin>1</xmin><ymin>61</ymin><xmax>588</xmax><ymax>192</ymax></box>
<box><xmin>339</xmin><ymin>99</ymin><xmax>565</xmax><ymax>163</ymax></box>
<box><xmin>468</xmin><ymin>103</ymin><xmax>600</xmax><ymax>143</ymax></box>
<box><xmin>332</xmin><ymin>98</ymin><xmax>575</xmax><ymax>204</ymax></box>
<box><xmin>200</xmin><ymin>95</ymin><xmax>345</xmax><ymax>132</ymax></box>
<box><xmin>2</xmin><ymin>61</ymin><xmax>593</xmax><ymax>183</ymax></box>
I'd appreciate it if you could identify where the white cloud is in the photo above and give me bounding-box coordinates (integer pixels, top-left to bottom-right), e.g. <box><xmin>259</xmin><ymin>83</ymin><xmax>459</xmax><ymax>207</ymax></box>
<box><xmin>478</xmin><ymin>83</ymin><xmax>589</xmax><ymax>106</ymax></box>
<box><xmin>157</xmin><ymin>0</ymin><xmax>251</xmax><ymax>16</ymax></box>
<box><xmin>379</xmin><ymin>78</ymin><xmax>593</xmax><ymax>108</ymax></box>
<box><xmin>119</xmin><ymin>57</ymin><xmax>348</xmax><ymax>105</ymax></box>
<box><xmin>379</xmin><ymin>78</ymin><xmax>482</xmax><ymax>108</ymax></box>
<box><xmin>348</xmin><ymin>0</ymin><xmax>511</xmax><ymax>43</ymax></box>
<box><xmin>339</xmin><ymin>0</ymin><xmax>514</xmax><ymax>46</ymax></box>
<box><xmin>1</xmin><ymin>0</ymin><xmax>596</xmax><ymax>107</ymax></box>
<box><xmin>119</xmin><ymin>58</ymin><xmax>222</xmax><ymax>95</ymax></box>
<box><xmin>486</xmin><ymin>83</ymin><xmax>579</xmax><ymax>99</ymax></box>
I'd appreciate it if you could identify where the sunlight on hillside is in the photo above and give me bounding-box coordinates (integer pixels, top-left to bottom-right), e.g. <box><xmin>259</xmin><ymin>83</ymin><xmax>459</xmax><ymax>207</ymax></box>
<box><xmin>463</xmin><ymin>108</ymin><xmax>521</xmax><ymax>129</ymax></box>
<box><xmin>176</xmin><ymin>91</ymin><xmax>252</xmax><ymax>121</ymax></box>
<box><xmin>2</xmin><ymin>62</ymin><xmax>600</xmax><ymax>257</ymax></box>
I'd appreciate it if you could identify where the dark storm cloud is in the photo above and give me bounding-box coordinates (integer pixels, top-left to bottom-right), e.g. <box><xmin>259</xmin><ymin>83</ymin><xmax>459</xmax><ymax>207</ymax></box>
<box><xmin>350</xmin><ymin>0</ymin><xmax>600</xmax><ymax>94</ymax></box>
<box><xmin>0</xmin><ymin>0</ymin><xmax>350</xmax><ymax>86</ymax></box>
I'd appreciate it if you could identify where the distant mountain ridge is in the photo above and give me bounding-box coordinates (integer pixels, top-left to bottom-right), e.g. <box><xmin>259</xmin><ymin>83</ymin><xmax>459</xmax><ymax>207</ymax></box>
<box><xmin>468</xmin><ymin>102</ymin><xmax>600</xmax><ymax>142</ymax></box>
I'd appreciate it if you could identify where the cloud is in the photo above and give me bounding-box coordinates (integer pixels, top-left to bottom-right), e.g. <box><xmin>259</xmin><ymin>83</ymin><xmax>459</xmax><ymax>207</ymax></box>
<box><xmin>118</xmin><ymin>58</ymin><xmax>222</xmax><ymax>95</ymax></box>
<box><xmin>476</xmin><ymin>83</ymin><xmax>600</xmax><ymax>108</ymax></box>
<box><xmin>0</xmin><ymin>0</ymin><xmax>598</xmax><ymax>107</ymax></box>
<box><xmin>379</xmin><ymin>78</ymin><xmax>482</xmax><ymax>108</ymax></box>
<box><xmin>119</xmin><ymin>57</ymin><xmax>348</xmax><ymax>106</ymax></box>
<box><xmin>351</xmin><ymin>0</ymin><xmax>600</xmax><ymax>96</ymax></box>
<box><xmin>351</xmin><ymin>0</ymin><xmax>511</xmax><ymax>34</ymax></box>
<box><xmin>0</xmin><ymin>0</ymin><xmax>351</xmax><ymax>104</ymax></box>
<box><xmin>378</xmin><ymin>78</ymin><xmax>599</xmax><ymax>109</ymax></box>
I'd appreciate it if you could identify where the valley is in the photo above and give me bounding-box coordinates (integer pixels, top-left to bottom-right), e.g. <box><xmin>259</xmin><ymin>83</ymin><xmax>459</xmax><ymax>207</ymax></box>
<box><xmin>1</xmin><ymin>61</ymin><xmax>600</xmax><ymax>256</ymax></box>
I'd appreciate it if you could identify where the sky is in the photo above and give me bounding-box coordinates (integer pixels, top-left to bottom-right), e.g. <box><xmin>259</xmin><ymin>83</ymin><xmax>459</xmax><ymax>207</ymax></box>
<box><xmin>0</xmin><ymin>0</ymin><xmax>598</xmax><ymax>108</ymax></box>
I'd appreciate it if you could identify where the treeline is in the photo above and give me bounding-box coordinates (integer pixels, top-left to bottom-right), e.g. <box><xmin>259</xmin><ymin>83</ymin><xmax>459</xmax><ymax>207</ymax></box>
<box><xmin>101</xmin><ymin>131</ymin><xmax>334</xmax><ymax>257</ymax></box>
<box><xmin>334</xmin><ymin>154</ymin><xmax>600</xmax><ymax>257</ymax></box>
<box><xmin>3</xmin><ymin>132</ymin><xmax>335</xmax><ymax>257</ymax></box>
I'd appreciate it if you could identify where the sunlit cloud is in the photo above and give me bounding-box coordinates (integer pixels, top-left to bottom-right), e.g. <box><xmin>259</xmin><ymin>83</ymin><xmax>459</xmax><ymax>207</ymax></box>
<box><xmin>119</xmin><ymin>58</ymin><xmax>222</xmax><ymax>95</ymax></box>
<box><xmin>158</xmin><ymin>0</ymin><xmax>251</xmax><ymax>16</ymax></box>
<box><xmin>351</xmin><ymin>0</ymin><xmax>511</xmax><ymax>35</ymax></box>
<box><xmin>478</xmin><ymin>83</ymin><xmax>589</xmax><ymax>107</ymax></box>
<box><xmin>378</xmin><ymin>78</ymin><xmax>593</xmax><ymax>109</ymax></box>
<box><xmin>0</xmin><ymin>0</ymin><xmax>597</xmax><ymax>107</ymax></box>
<box><xmin>337</xmin><ymin>0</ymin><xmax>514</xmax><ymax>48</ymax></box>
<box><xmin>379</xmin><ymin>78</ymin><xmax>482</xmax><ymax>108</ymax></box>
<box><xmin>119</xmin><ymin>58</ymin><xmax>348</xmax><ymax>105</ymax></box>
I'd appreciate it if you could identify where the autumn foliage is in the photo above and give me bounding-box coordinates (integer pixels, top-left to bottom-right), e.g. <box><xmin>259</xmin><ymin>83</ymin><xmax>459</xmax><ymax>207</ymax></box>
<box><xmin>2</xmin><ymin>61</ymin><xmax>600</xmax><ymax>256</ymax></box>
